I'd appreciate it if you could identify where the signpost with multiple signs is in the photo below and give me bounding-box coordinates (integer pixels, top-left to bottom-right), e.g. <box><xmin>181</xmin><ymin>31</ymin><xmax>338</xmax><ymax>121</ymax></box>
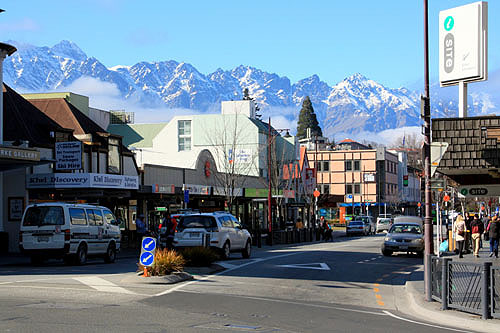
<box><xmin>139</xmin><ymin>236</ymin><xmax>157</xmax><ymax>270</ymax></box>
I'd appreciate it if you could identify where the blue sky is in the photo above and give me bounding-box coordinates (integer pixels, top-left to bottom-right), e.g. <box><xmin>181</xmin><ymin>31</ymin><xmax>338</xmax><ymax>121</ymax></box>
<box><xmin>2</xmin><ymin>0</ymin><xmax>498</xmax><ymax>89</ymax></box>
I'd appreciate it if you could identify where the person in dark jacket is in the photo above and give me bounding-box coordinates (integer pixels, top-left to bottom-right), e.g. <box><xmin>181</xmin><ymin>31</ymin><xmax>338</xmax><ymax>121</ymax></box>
<box><xmin>470</xmin><ymin>214</ymin><xmax>484</xmax><ymax>257</ymax></box>
<box><xmin>488</xmin><ymin>215</ymin><xmax>500</xmax><ymax>258</ymax></box>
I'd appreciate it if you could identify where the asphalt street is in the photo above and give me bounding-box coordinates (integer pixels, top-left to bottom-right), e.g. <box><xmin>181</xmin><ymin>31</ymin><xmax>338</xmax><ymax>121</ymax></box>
<box><xmin>0</xmin><ymin>234</ymin><xmax>476</xmax><ymax>332</ymax></box>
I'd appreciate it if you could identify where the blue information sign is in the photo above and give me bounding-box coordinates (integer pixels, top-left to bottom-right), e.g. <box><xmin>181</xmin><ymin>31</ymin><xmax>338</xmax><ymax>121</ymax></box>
<box><xmin>141</xmin><ymin>237</ymin><xmax>156</xmax><ymax>252</ymax></box>
<box><xmin>347</xmin><ymin>194</ymin><xmax>353</xmax><ymax>199</ymax></box>
<box><xmin>140</xmin><ymin>251</ymin><xmax>155</xmax><ymax>267</ymax></box>
<box><xmin>184</xmin><ymin>189</ymin><xmax>189</xmax><ymax>203</ymax></box>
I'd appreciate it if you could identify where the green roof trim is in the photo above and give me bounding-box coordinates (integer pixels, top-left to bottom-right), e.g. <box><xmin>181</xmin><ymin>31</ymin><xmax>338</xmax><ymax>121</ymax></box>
<box><xmin>107</xmin><ymin>123</ymin><xmax>167</xmax><ymax>148</ymax></box>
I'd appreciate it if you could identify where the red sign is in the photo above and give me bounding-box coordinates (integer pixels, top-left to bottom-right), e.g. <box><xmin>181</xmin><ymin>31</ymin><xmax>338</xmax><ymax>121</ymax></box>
<box><xmin>443</xmin><ymin>195</ymin><xmax>450</xmax><ymax>202</ymax></box>
<box><xmin>313</xmin><ymin>190</ymin><xmax>321</xmax><ymax>198</ymax></box>
<box><xmin>417</xmin><ymin>202</ymin><xmax>422</xmax><ymax>207</ymax></box>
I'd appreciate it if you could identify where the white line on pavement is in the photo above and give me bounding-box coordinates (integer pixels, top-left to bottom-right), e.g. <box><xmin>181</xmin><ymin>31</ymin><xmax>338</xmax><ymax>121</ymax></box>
<box><xmin>382</xmin><ymin>311</ymin><xmax>473</xmax><ymax>332</ymax></box>
<box><xmin>154</xmin><ymin>252</ymin><xmax>299</xmax><ymax>297</ymax></box>
<box><xmin>74</xmin><ymin>276</ymin><xmax>136</xmax><ymax>295</ymax></box>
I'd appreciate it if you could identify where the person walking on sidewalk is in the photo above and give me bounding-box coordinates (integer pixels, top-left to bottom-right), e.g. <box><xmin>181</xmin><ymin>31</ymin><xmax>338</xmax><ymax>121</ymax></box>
<box><xmin>471</xmin><ymin>214</ymin><xmax>484</xmax><ymax>258</ymax></box>
<box><xmin>454</xmin><ymin>214</ymin><xmax>466</xmax><ymax>258</ymax></box>
<box><xmin>487</xmin><ymin>215</ymin><xmax>500</xmax><ymax>258</ymax></box>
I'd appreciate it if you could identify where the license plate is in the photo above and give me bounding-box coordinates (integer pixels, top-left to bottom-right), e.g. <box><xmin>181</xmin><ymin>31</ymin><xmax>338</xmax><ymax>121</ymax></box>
<box><xmin>38</xmin><ymin>236</ymin><xmax>49</xmax><ymax>242</ymax></box>
<box><xmin>190</xmin><ymin>232</ymin><xmax>200</xmax><ymax>238</ymax></box>
<box><xmin>399</xmin><ymin>245</ymin><xmax>408</xmax><ymax>250</ymax></box>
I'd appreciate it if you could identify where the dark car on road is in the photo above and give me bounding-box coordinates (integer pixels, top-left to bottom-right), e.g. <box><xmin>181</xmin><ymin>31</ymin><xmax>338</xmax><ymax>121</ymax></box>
<box><xmin>381</xmin><ymin>222</ymin><xmax>424</xmax><ymax>257</ymax></box>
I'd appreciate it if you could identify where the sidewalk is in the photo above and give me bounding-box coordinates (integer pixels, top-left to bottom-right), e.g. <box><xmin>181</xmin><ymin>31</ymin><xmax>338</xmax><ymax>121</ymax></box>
<box><xmin>403</xmin><ymin>245</ymin><xmax>500</xmax><ymax>333</ymax></box>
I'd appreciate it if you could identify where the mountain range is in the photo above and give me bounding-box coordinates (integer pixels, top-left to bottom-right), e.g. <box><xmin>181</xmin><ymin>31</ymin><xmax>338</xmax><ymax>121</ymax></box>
<box><xmin>3</xmin><ymin>40</ymin><xmax>499</xmax><ymax>139</ymax></box>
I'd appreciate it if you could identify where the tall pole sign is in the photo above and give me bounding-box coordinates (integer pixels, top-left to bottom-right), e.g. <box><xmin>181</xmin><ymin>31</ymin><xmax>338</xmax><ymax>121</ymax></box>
<box><xmin>439</xmin><ymin>1</ymin><xmax>488</xmax><ymax>117</ymax></box>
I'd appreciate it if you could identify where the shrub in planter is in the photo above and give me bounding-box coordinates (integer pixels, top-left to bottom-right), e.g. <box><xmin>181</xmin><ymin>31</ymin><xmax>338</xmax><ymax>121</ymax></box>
<box><xmin>181</xmin><ymin>246</ymin><xmax>219</xmax><ymax>267</ymax></box>
<box><xmin>138</xmin><ymin>248</ymin><xmax>185</xmax><ymax>276</ymax></box>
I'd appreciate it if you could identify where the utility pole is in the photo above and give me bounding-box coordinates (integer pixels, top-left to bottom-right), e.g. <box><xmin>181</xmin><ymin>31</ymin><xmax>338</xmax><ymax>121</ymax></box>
<box><xmin>423</xmin><ymin>0</ymin><xmax>434</xmax><ymax>302</ymax></box>
<box><xmin>268</xmin><ymin>117</ymin><xmax>272</xmax><ymax>246</ymax></box>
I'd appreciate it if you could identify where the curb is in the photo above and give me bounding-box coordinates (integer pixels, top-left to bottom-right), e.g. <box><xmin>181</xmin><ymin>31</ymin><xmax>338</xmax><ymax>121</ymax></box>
<box><xmin>123</xmin><ymin>271</ymin><xmax>194</xmax><ymax>285</ymax></box>
<box><xmin>404</xmin><ymin>277</ymin><xmax>500</xmax><ymax>333</ymax></box>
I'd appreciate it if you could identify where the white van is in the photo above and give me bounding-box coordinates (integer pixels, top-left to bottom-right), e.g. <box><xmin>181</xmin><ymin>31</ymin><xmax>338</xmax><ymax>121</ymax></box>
<box><xmin>19</xmin><ymin>202</ymin><xmax>121</xmax><ymax>265</ymax></box>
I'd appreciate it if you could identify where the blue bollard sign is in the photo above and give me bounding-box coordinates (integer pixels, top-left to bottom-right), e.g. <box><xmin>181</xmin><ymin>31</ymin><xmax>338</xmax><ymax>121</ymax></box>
<box><xmin>140</xmin><ymin>251</ymin><xmax>155</xmax><ymax>266</ymax></box>
<box><xmin>141</xmin><ymin>237</ymin><xmax>156</xmax><ymax>252</ymax></box>
<box><xmin>139</xmin><ymin>236</ymin><xmax>157</xmax><ymax>267</ymax></box>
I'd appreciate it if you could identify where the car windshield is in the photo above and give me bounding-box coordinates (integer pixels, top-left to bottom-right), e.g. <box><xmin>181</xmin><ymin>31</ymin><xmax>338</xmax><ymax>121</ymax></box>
<box><xmin>378</xmin><ymin>218</ymin><xmax>391</xmax><ymax>224</ymax></box>
<box><xmin>179</xmin><ymin>216</ymin><xmax>217</xmax><ymax>230</ymax></box>
<box><xmin>389</xmin><ymin>224</ymin><xmax>422</xmax><ymax>234</ymax></box>
<box><xmin>23</xmin><ymin>206</ymin><xmax>64</xmax><ymax>226</ymax></box>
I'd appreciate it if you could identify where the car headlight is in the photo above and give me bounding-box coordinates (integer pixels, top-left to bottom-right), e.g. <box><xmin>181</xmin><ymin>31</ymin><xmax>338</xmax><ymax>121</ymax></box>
<box><xmin>413</xmin><ymin>238</ymin><xmax>424</xmax><ymax>243</ymax></box>
<box><xmin>384</xmin><ymin>236</ymin><xmax>392</xmax><ymax>242</ymax></box>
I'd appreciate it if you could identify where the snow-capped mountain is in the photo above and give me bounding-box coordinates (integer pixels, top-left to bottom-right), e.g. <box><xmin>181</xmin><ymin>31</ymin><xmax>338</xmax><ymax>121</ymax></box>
<box><xmin>3</xmin><ymin>40</ymin><xmax>499</xmax><ymax>137</ymax></box>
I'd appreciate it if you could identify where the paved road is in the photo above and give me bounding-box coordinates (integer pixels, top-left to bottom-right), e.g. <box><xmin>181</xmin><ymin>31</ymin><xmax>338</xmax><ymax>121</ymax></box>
<box><xmin>0</xmin><ymin>234</ymin><xmax>475</xmax><ymax>332</ymax></box>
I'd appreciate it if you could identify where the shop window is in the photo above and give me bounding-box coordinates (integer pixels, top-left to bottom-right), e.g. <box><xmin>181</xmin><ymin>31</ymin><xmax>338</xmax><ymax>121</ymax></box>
<box><xmin>108</xmin><ymin>138</ymin><xmax>121</xmax><ymax>174</ymax></box>
<box><xmin>178</xmin><ymin>120</ymin><xmax>192</xmax><ymax>151</ymax></box>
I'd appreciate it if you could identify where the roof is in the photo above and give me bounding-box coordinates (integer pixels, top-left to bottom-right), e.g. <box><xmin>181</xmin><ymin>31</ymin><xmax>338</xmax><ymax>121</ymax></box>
<box><xmin>338</xmin><ymin>138</ymin><xmax>356</xmax><ymax>144</ymax></box>
<box><xmin>107</xmin><ymin>123</ymin><xmax>167</xmax><ymax>148</ymax></box>
<box><xmin>27</xmin><ymin>98</ymin><xmax>105</xmax><ymax>135</ymax></box>
<box><xmin>2</xmin><ymin>84</ymin><xmax>69</xmax><ymax>147</ymax></box>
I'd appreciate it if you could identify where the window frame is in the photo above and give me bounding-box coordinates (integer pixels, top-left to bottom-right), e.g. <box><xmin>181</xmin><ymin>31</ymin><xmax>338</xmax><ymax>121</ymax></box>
<box><xmin>69</xmin><ymin>208</ymin><xmax>88</xmax><ymax>226</ymax></box>
<box><xmin>178</xmin><ymin>120</ymin><xmax>192</xmax><ymax>151</ymax></box>
<box><xmin>107</xmin><ymin>137</ymin><xmax>121</xmax><ymax>174</ymax></box>
<box><xmin>345</xmin><ymin>160</ymin><xmax>352</xmax><ymax>171</ymax></box>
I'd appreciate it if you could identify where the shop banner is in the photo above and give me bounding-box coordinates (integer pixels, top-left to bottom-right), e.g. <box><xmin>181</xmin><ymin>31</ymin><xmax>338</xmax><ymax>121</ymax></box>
<box><xmin>27</xmin><ymin>173</ymin><xmax>139</xmax><ymax>189</ymax></box>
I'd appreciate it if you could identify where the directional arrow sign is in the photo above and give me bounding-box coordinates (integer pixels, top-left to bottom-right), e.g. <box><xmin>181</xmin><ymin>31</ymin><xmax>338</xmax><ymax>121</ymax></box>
<box><xmin>141</xmin><ymin>237</ymin><xmax>157</xmax><ymax>252</ymax></box>
<box><xmin>276</xmin><ymin>263</ymin><xmax>331</xmax><ymax>271</ymax></box>
<box><xmin>140</xmin><ymin>251</ymin><xmax>155</xmax><ymax>267</ymax></box>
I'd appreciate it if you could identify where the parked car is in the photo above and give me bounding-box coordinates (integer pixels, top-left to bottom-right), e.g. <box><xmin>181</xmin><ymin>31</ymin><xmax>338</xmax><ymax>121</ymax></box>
<box><xmin>174</xmin><ymin>212</ymin><xmax>252</xmax><ymax>259</ymax></box>
<box><xmin>19</xmin><ymin>202</ymin><xmax>121</xmax><ymax>265</ymax></box>
<box><xmin>381</xmin><ymin>222</ymin><xmax>424</xmax><ymax>257</ymax></box>
<box><xmin>346</xmin><ymin>220</ymin><xmax>370</xmax><ymax>236</ymax></box>
<box><xmin>376</xmin><ymin>217</ymin><xmax>392</xmax><ymax>233</ymax></box>
<box><xmin>355</xmin><ymin>215</ymin><xmax>376</xmax><ymax>235</ymax></box>
<box><xmin>392</xmin><ymin>215</ymin><xmax>423</xmax><ymax>226</ymax></box>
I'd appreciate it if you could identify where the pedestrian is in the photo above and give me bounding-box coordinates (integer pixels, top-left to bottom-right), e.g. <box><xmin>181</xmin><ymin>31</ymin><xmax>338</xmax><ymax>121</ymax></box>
<box><xmin>454</xmin><ymin>214</ymin><xmax>466</xmax><ymax>258</ymax></box>
<box><xmin>136</xmin><ymin>213</ymin><xmax>146</xmax><ymax>248</ymax></box>
<box><xmin>464</xmin><ymin>214</ymin><xmax>473</xmax><ymax>254</ymax></box>
<box><xmin>488</xmin><ymin>215</ymin><xmax>500</xmax><ymax>258</ymax></box>
<box><xmin>470</xmin><ymin>214</ymin><xmax>484</xmax><ymax>258</ymax></box>
<box><xmin>319</xmin><ymin>216</ymin><xmax>326</xmax><ymax>240</ymax></box>
<box><xmin>324</xmin><ymin>222</ymin><xmax>332</xmax><ymax>242</ymax></box>
<box><xmin>164</xmin><ymin>215</ymin><xmax>178</xmax><ymax>249</ymax></box>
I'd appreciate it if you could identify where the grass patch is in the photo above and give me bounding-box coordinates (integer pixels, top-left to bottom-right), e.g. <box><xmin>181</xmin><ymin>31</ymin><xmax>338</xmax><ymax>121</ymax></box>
<box><xmin>139</xmin><ymin>248</ymin><xmax>185</xmax><ymax>276</ymax></box>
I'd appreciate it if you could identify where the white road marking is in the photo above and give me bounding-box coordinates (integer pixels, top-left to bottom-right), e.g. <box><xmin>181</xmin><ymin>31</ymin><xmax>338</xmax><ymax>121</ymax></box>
<box><xmin>383</xmin><ymin>311</ymin><xmax>473</xmax><ymax>332</ymax></box>
<box><xmin>276</xmin><ymin>263</ymin><xmax>330</xmax><ymax>271</ymax></box>
<box><xmin>154</xmin><ymin>252</ymin><xmax>298</xmax><ymax>297</ymax></box>
<box><xmin>216</xmin><ymin>262</ymin><xmax>237</xmax><ymax>269</ymax></box>
<box><xmin>74</xmin><ymin>276</ymin><xmax>136</xmax><ymax>295</ymax></box>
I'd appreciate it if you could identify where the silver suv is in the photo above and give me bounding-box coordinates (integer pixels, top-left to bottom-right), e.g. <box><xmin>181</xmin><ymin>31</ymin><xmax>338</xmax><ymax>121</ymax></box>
<box><xmin>174</xmin><ymin>212</ymin><xmax>252</xmax><ymax>259</ymax></box>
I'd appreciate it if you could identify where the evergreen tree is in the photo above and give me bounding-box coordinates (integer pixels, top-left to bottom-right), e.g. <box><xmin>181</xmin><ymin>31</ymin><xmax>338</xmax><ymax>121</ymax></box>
<box><xmin>296</xmin><ymin>96</ymin><xmax>322</xmax><ymax>139</ymax></box>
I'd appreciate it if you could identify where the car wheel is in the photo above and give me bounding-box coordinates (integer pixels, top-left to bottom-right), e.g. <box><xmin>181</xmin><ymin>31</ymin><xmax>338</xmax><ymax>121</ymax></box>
<box><xmin>242</xmin><ymin>240</ymin><xmax>251</xmax><ymax>259</ymax></box>
<box><xmin>382</xmin><ymin>249</ymin><xmax>393</xmax><ymax>256</ymax></box>
<box><xmin>104</xmin><ymin>243</ymin><xmax>116</xmax><ymax>263</ymax></box>
<box><xmin>221</xmin><ymin>241</ymin><xmax>230</xmax><ymax>260</ymax></box>
<box><xmin>76</xmin><ymin>243</ymin><xmax>88</xmax><ymax>265</ymax></box>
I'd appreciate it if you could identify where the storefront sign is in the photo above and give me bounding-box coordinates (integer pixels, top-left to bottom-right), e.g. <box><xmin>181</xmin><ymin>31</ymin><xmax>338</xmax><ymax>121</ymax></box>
<box><xmin>55</xmin><ymin>141</ymin><xmax>82</xmax><ymax>170</ymax></box>
<box><xmin>213</xmin><ymin>186</ymin><xmax>243</xmax><ymax>196</ymax></box>
<box><xmin>152</xmin><ymin>184</ymin><xmax>175</xmax><ymax>194</ymax></box>
<box><xmin>0</xmin><ymin>145</ymin><xmax>40</xmax><ymax>161</ymax></box>
<box><xmin>183</xmin><ymin>184</ymin><xmax>210</xmax><ymax>195</ymax></box>
<box><xmin>26</xmin><ymin>173</ymin><xmax>139</xmax><ymax>189</ymax></box>
<box><xmin>363</xmin><ymin>173</ymin><xmax>375</xmax><ymax>182</ymax></box>
<box><xmin>228</xmin><ymin>148</ymin><xmax>253</xmax><ymax>163</ymax></box>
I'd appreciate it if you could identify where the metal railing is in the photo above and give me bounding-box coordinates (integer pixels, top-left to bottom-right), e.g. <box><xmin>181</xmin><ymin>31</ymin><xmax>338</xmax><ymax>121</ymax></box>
<box><xmin>491</xmin><ymin>265</ymin><xmax>500</xmax><ymax>319</ymax></box>
<box><xmin>430</xmin><ymin>256</ymin><xmax>492</xmax><ymax>319</ymax></box>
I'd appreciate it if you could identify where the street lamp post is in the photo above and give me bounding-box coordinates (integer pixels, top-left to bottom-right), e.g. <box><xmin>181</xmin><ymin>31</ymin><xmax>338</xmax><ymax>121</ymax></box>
<box><xmin>423</xmin><ymin>0</ymin><xmax>434</xmax><ymax>302</ymax></box>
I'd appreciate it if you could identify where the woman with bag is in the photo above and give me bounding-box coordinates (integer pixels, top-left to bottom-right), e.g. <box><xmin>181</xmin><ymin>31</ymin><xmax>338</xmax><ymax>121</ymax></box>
<box><xmin>454</xmin><ymin>214</ymin><xmax>466</xmax><ymax>258</ymax></box>
<box><xmin>488</xmin><ymin>215</ymin><xmax>500</xmax><ymax>258</ymax></box>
